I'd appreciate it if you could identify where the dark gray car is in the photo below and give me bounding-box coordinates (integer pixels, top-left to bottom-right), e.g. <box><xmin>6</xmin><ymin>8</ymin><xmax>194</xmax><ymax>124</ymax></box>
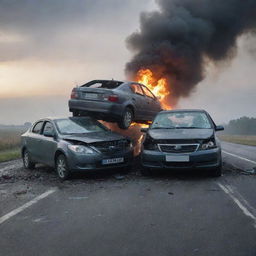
<box><xmin>140</xmin><ymin>109</ymin><xmax>224</xmax><ymax>177</ymax></box>
<box><xmin>21</xmin><ymin>117</ymin><xmax>134</xmax><ymax>180</ymax></box>
<box><xmin>68</xmin><ymin>80</ymin><xmax>162</xmax><ymax>129</ymax></box>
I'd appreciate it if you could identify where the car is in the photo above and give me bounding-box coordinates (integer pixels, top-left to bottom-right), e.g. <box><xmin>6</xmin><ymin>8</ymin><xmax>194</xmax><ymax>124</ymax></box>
<box><xmin>68</xmin><ymin>80</ymin><xmax>162</xmax><ymax>129</ymax></box>
<box><xmin>21</xmin><ymin>116</ymin><xmax>134</xmax><ymax>180</ymax></box>
<box><xmin>140</xmin><ymin>109</ymin><xmax>224</xmax><ymax>177</ymax></box>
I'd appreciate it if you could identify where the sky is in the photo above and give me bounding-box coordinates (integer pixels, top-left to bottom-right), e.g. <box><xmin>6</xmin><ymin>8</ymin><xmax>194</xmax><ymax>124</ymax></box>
<box><xmin>0</xmin><ymin>0</ymin><xmax>255</xmax><ymax>125</ymax></box>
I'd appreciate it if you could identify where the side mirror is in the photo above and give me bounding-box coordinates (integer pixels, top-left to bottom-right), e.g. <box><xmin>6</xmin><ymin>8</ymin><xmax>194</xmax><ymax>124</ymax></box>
<box><xmin>141</xmin><ymin>128</ymin><xmax>148</xmax><ymax>133</ymax></box>
<box><xmin>215</xmin><ymin>125</ymin><xmax>224</xmax><ymax>131</ymax></box>
<box><xmin>43</xmin><ymin>130</ymin><xmax>55</xmax><ymax>137</ymax></box>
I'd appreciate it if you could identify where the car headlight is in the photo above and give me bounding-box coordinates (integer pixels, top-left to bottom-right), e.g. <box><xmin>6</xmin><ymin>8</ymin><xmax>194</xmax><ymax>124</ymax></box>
<box><xmin>201</xmin><ymin>140</ymin><xmax>216</xmax><ymax>150</ymax></box>
<box><xmin>68</xmin><ymin>145</ymin><xmax>95</xmax><ymax>154</ymax></box>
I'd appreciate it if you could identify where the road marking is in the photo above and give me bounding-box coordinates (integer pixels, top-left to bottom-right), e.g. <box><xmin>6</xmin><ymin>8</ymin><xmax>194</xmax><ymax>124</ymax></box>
<box><xmin>218</xmin><ymin>183</ymin><xmax>256</xmax><ymax>228</ymax></box>
<box><xmin>0</xmin><ymin>188</ymin><xmax>57</xmax><ymax>225</ymax></box>
<box><xmin>222</xmin><ymin>150</ymin><xmax>256</xmax><ymax>165</ymax></box>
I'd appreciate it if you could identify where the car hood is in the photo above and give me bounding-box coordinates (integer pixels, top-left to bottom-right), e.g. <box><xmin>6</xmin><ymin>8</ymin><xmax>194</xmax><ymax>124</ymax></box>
<box><xmin>148</xmin><ymin>128</ymin><xmax>214</xmax><ymax>140</ymax></box>
<box><xmin>61</xmin><ymin>131</ymin><xmax>125</xmax><ymax>144</ymax></box>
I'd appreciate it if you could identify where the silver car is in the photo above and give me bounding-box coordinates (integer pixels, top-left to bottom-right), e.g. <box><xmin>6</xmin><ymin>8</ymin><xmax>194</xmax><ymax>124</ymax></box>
<box><xmin>141</xmin><ymin>109</ymin><xmax>224</xmax><ymax>177</ymax></box>
<box><xmin>21</xmin><ymin>117</ymin><xmax>134</xmax><ymax>180</ymax></box>
<box><xmin>68</xmin><ymin>80</ymin><xmax>162</xmax><ymax>129</ymax></box>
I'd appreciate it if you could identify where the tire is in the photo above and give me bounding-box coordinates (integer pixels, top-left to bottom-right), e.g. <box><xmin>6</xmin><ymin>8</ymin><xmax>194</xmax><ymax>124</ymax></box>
<box><xmin>141</xmin><ymin>168</ymin><xmax>152</xmax><ymax>176</ymax></box>
<box><xmin>211</xmin><ymin>165</ymin><xmax>222</xmax><ymax>177</ymax></box>
<box><xmin>23</xmin><ymin>149</ymin><xmax>35</xmax><ymax>170</ymax></box>
<box><xmin>118</xmin><ymin>107</ymin><xmax>133</xmax><ymax>129</ymax></box>
<box><xmin>55</xmin><ymin>154</ymin><xmax>71</xmax><ymax>180</ymax></box>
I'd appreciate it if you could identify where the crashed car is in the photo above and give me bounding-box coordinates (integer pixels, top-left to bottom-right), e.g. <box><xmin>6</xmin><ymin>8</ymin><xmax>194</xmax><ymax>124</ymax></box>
<box><xmin>68</xmin><ymin>80</ymin><xmax>162</xmax><ymax>129</ymax></box>
<box><xmin>21</xmin><ymin>117</ymin><xmax>134</xmax><ymax>180</ymax></box>
<box><xmin>140</xmin><ymin>109</ymin><xmax>224</xmax><ymax>176</ymax></box>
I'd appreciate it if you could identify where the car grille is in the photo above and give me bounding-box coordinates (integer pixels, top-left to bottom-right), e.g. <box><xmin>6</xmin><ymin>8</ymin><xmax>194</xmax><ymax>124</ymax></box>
<box><xmin>91</xmin><ymin>140</ymin><xmax>128</xmax><ymax>153</ymax></box>
<box><xmin>158</xmin><ymin>144</ymin><xmax>199</xmax><ymax>153</ymax></box>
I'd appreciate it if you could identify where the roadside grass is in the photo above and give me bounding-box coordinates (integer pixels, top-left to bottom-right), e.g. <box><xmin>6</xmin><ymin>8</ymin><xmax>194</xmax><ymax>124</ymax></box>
<box><xmin>219</xmin><ymin>134</ymin><xmax>256</xmax><ymax>146</ymax></box>
<box><xmin>0</xmin><ymin>127</ymin><xmax>26</xmax><ymax>162</ymax></box>
<box><xmin>0</xmin><ymin>148</ymin><xmax>21</xmax><ymax>162</ymax></box>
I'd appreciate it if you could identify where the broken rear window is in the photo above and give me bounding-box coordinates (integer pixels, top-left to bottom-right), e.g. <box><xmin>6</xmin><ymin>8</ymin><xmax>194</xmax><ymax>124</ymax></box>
<box><xmin>82</xmin><ymin>80</ymin><xmax>123</xmax><ymax>89</ymax></box>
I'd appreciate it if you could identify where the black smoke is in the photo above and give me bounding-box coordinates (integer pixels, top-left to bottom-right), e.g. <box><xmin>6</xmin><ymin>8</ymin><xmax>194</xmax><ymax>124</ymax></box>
<box><xmin>125</xmin><ymin>0</ymin><xmax>256</xmax><ymax>105</ymax></box>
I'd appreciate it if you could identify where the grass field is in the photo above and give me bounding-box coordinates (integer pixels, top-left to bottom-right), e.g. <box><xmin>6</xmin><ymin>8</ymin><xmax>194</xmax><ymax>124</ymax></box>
<box><xmin>219</xmin><ymin>134</ymin><xmax>256</xmax><ymax>146</ymax></box>
<box><xmin>0</xmin><ymin>127</ymin><xmax>26</xmax><ymax>162</ymax></box>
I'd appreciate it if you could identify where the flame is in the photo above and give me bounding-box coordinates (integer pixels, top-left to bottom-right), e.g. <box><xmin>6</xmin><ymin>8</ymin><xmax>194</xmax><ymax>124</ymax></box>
<box><xmin>136</xmin><ymin>69</ymin><xmax>171</xmax><ymax>110</ymax></box>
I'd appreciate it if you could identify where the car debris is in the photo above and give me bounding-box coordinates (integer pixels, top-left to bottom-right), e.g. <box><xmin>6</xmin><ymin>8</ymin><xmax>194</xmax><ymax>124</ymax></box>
<box><xmin>241</xmin><ymin>168</ymin><xmax>256</xmax><ymax>175</ymax></box>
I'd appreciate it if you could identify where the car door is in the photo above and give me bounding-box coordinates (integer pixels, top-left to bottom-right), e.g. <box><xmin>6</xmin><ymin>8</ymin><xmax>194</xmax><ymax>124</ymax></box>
<box><xmin>40</xmin><ymin>121</ymin><xmax>58</xmax><ymax>166</ymax></box>
<box><xmin>129</xmin><ymin>83</ymin><xmax>147</xmax><ymax>120</ymax></box>
<box><xmin>141</xmin><ymin>85</ymin><xmax>162</xmax><ymax>119</ymax></box>
<box><xmin>28</xmin><ymin>121</ymin><xmax>44</xmax><ymax>162</ymax></box>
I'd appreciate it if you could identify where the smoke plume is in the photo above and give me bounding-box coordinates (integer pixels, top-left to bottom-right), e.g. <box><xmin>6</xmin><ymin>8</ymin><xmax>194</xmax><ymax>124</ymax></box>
<box><xmin>125</xmin><ymin>0</ymin><xmax>256</xmax><ymax>105</ymax></box>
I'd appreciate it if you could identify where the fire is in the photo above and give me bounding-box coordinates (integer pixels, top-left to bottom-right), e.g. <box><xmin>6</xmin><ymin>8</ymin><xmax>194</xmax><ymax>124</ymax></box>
<box><xmin>136</xmin><ymin>69</ymin><xmax>172</xmax><ymax>110</ymax></box>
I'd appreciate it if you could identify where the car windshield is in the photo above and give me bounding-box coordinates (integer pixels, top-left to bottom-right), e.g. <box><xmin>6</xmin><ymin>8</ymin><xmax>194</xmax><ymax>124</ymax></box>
<box><xmin>151</xmin><ymin>112</ymin><xmax>212</xmax><ymax>129</ymax></box>
<box><xmin>55</xmin><ymin>117</ymin><xmax>107</xmax><ymax>135</ymax></box>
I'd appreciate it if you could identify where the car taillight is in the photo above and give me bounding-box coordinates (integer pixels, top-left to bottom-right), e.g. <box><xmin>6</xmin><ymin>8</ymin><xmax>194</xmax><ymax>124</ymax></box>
<box><xmin>108</xmin><ymin>95</ymin><xmax>119</xmax><ymax>102</ymax></box>
<box><xmin>71</xmin><ymin>89</ymin><xmax>78</xmax><ymax>99</ymax></box>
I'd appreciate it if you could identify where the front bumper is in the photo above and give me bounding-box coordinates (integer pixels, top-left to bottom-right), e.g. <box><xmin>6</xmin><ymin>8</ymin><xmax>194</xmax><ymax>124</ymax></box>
<box><xmin>141</xmin><ymin>147</ymin><xmax>221</xmax><ymax>170</ymax></box>
<box><xmin>67</xmin><ymin>148</ymin><xmax>134</xmax><ymax>172</ymax></box>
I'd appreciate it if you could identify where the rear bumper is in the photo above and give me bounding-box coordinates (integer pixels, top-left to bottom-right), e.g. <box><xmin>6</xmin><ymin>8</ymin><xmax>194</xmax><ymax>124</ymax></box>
<box><xmin>141</xmin><ymin>148</ymin><xmax>221</xmax><ymax>170</ymax></box>
<box><xmin>67</xmin><ymin>149</ymin><xmax>134</xmax><ymax>172</ymax></box>
<box><xmin>69</xmin><ymin>99</ymin><xmax>124</xmax><ymax>119</ymax></box>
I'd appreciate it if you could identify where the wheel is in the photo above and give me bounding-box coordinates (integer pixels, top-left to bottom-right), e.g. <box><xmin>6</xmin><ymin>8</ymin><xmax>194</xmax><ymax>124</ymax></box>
<box><xmin>23</xmin><ymin>149</ymin><xmax>35</xmax><ymax>170</ymax></box>
<box><xmin>141</xmin><ymin>168</ymin><xmax>152</xmax><ymax>176</ymax></box>
<box><xmin>118</xmin><ymin>107</ymin><xmax>133</xmax><ymax>129</ymax></box>
<box><xmin>211</xmin><ymin>165</ymin><xmax>222</xmax><ymax>177</ymax></box>
<box><xmin>55</xmin><ymin>154</ymin><xmax>71</xmax><ymax>180</ymax></box>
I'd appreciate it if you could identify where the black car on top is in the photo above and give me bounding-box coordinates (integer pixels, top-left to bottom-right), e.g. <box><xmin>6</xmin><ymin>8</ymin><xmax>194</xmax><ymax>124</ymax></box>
<box><xmin>69</xmin><ymin>80</ymin><xmax>162</xmax><ymax>129</ymax></box>
<box><xmin>21</xmin><ymin>117</ymin><xmax>134</xmax><ymax>180</ymax></box>
<box><xmin>141</xmin><ymin>109</ymin><xmax>224</xmax><ymax>177</ymax></box>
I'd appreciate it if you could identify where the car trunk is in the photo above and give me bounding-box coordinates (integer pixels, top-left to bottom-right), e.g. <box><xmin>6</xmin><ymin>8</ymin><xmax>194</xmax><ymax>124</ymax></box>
<box><xmin>77</xmin><ymin>87</ymin><xmax>114</xmax><ymax>102</ymax></box>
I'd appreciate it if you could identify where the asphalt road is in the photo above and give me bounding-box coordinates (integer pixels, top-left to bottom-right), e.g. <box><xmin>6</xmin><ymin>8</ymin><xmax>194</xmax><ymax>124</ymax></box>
<box><xmin>0</xmin><ymin>142</ymin><xmax>256</xmax><ymax>256</ymax></box>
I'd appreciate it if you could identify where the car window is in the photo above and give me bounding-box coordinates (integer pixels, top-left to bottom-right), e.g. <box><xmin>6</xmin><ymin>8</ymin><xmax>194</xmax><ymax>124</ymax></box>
<box><xmin>42</xmin><ymin>122</ymin><xmax>54</xmax><ymax>135</ymax></box>
<box><xmin>83</xmin><ymin>80</ymin><xmax>123</xmax><ymax>89</ymax></box>
<box><xmin>142</xmin><ymin>86</ymin><xmax>155</xmax><ymax>99</ymax></box>
<box><xmin>55</xmin><ymin>117</ymin><xmax>108</xmax><ymax>135</ymax></box>
<box><xmin>151</xmin><ymin>112</ymin><xmax>212</xmax><ymax>129</ymax></box>
<box><xmin>130</xmin><ymin>84</ymin><xmax>144</xmax><ymax>96</ymax></box>
<box><xmin>32</xmin><ymin>121</ymin><xmax>44</xmax><ymax>134</ymax></box>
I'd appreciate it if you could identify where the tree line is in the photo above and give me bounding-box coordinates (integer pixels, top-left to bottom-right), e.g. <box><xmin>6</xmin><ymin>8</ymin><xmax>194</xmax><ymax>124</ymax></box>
<box><xmin>224</xmin><ymin>116</ymin><xmax>256</xmax><ymax>135</ymax></box>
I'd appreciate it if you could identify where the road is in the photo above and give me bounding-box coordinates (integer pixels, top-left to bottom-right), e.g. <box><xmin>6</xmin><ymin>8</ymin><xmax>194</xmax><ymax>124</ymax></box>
<box><xmin>0</xmin><ymin>142</ymin><xmax>256</xmax><ymax>256</ymax></box>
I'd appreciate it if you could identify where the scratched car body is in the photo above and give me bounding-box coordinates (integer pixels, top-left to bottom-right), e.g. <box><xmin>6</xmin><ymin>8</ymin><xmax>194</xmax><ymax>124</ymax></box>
<box><xmin>21</xmin><ymin>117</ymin><xmax>134</xmax><ymax>180</ymax></box>
<box><xmin>68</xmin><ymin>80</ymin><xmax>162</xmax><ymax>129</ymax></box>
<box><xmin>141</xmin><ymin>109</ymin><xmax>224</xmax><ymax>176</ymax></box>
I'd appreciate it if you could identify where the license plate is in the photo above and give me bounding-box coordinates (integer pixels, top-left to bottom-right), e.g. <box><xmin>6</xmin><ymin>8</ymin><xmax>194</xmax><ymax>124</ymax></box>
<box><xmin>83</xmin><ymin>93</ymin><xmax>98</xmax><ymax>99</ymax></box>
<box><xmin>166</xmin><ymin>155</ymin><xmax>189</xmax><ymax>162</ymax></box>
<box><xmin>102</xmin><ymin>157</ymin><xmax>124</xmax><ymax>165</ymax></box>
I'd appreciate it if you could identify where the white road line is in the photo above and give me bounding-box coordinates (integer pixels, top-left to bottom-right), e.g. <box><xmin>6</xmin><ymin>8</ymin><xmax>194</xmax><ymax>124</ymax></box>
<box><xmin>222</xmin><ymin>150</ymin><xmax>256</xmax><ymax>165</ymax></box>
<box><xmin>218</xmin><ymin>183</ymin><xmax>256</xmax><ymax>228</ymax></box>
<box><xmin>0</xmin><ymin>188</ymin><xmax>57</xmax><ymax>225</ymax></box>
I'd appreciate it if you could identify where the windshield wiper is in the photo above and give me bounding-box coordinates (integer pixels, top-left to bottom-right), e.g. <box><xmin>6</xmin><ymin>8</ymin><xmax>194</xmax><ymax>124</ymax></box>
<box><xmin>151</xmin><ymin>126</ymin><xmax>176</xmax><ymax>129</ymax></box>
